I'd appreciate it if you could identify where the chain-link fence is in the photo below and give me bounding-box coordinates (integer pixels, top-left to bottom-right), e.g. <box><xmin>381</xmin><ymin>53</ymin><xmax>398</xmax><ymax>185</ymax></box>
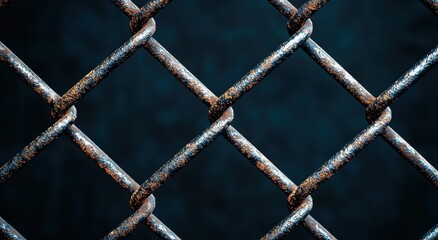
<box><xmin>0</xmin><ymin>0</ymin><xmax>437</xmax><ymax>239</ymax></box>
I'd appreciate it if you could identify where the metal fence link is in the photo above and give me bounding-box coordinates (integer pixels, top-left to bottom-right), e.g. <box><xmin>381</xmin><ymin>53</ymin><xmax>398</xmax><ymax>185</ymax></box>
<box><xmin>0</xmin><ymin>0</ymin><xmax>437</xmax><ymax>239</ymax></box>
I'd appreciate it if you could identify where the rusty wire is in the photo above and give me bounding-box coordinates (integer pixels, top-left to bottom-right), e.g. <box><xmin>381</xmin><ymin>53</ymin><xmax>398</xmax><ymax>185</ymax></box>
<box><xmin>0</xmin><ymin>0</ymin><xmax>437</xmax><ymax>239</ymax></box>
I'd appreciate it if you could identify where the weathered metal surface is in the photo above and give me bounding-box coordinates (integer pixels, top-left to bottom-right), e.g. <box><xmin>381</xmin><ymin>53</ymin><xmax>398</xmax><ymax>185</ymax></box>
<box><xmin>129</xmin><ymin>107</ymin><xmax>234</xmax><ymax>210</ymax></box>
<box><xmin>287</xmin><ymin>108</ymin><xmax>392</xmax><ymax>210</ymax></box>
<box><xmin>0</xmin><ymin>106</ymin><xmax>76</xmax><ymax>184</ymax></box>
<box><xmin>129</xmin><ymin>0</ymin><xmax>173</xmax><ymax>33</ymax></box>
<box><xmin>0</xmin><ymin>216</ymin><xmax>24</xmax><ymax>240</ymax></box>
<box><xmin>0</xmin><ymin>0</ymin><xmax>436</xmax><ymax>239</ymax></box>
<box><xmin>366</xmin><ymin>46</ymin><xmax>438</xmax><ymax>122</ymax></box>
<box><xmin>262</xmin><ymin>197</ymin><xmax>313</xmax><ymax>240</ymax></box>
<box><xmin>421</xmin><ymin>224</ymin><xmax>438</xmax><ymax>240</ymax></box>
<box><xmin>51</xmin><ymin>19</ymin><xmax>156</xmax><ymax>119</ymax></box>
<box><xmin>421</xmin><ymin>0</ymin><xmax>438</xmax><ymax>15</ymax></box>
<box><xmin>287</xmin><ymin>0</ymin><xmax>329</xmax><ymax>35</ymax></box>
<box><xmin>207</xmin><ymin>20</ymin><xmax>313</xmax><ymax>122</ymax></box>
<box><xmin>301</xmin><ymin>39</ymin><xmax>438</xmax><ymax>189</ymax></box>
<box><xmin>103</xmin><ymin>196</ymin><xmax>156</xmax><ymax>240</ymax></box>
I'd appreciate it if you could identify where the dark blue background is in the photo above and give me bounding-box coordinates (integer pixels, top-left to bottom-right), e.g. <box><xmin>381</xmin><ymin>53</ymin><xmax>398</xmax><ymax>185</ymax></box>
<box><xmin>0</xmin><ymin>0</ymin><xmax>437</xmax><ymax>239</ymax></box>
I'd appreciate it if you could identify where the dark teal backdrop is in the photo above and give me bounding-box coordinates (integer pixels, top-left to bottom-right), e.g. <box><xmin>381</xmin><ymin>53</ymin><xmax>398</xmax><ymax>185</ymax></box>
<box><xmin>0</xmin><ymin>0</ymin><xmax>437</xmax><ymax>239</ymax></box>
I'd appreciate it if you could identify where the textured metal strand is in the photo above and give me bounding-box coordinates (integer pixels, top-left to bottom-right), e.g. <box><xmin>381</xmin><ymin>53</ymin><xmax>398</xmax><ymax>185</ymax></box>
<box><xmin>0</xmin><ymin>217</ymin><xmax>25</xmax><ymax>240</ymax></box>
<box><xmin>421</xmin><ymin>224</ymin><xmax>438</xmax><ymax>240</ymax></box>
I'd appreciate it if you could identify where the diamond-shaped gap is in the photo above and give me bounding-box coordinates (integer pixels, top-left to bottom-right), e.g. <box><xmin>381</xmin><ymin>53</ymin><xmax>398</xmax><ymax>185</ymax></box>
<box><xmin>230</xmin><ymin>42</ymin><xmax>366</xmax><ymax>240</ymax></box>
<box><xmin>141</xmin><ymin>0</ymin><xmax>294</xmax><ymax>96</ymax></box>
<box><xmin>129</xmin><ymin>136</ymin><xmax>308</xmax><ymax>239</ymax></box>
<box><xmin>74</xmin><ymin>28</ymin><xmax>209</xmax><ymax>240</ymax></box>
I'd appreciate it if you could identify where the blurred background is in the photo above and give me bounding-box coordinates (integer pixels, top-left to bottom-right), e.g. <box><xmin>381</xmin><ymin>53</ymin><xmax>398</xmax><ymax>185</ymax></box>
<box><xmin>0</xmin><ymin>0</ymin><xmax>437</xmax><ymax>239</ymax></box>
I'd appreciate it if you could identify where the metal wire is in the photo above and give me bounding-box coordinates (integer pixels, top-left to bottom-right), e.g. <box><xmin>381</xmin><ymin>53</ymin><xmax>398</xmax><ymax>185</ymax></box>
<box><xmin>0</xmin><ymin>0</ymin><xmax>437</xmax><ymax>239</ymax></box>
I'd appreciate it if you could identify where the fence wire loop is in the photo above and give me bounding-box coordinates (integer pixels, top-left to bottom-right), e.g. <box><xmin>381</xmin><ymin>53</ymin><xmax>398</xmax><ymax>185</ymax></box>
<box><xmin>129</xmin><ymin>0</ymin><xmax>172</xmax><ymax>34</ymax></box>
<box><xmin>104</xmin><ymin>195</ymin><xmax>156</xmax><ymax>240</ymax></box>
<box><xmin>0</xmin><ymin>0</ymin><xmax>437</xmax><ymax>239</ymax></box>
<box><xmin>286</xmin><ymin>0</ymin><xmax>327</xmax><ymax>35</ymax></box>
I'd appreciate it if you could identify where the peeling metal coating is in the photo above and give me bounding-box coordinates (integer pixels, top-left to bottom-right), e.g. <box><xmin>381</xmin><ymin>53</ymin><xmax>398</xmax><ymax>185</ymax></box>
<box><xmin>0</xmin><ymin>0</ymin><xmax>437</xmax><ymax>239</ymax></box>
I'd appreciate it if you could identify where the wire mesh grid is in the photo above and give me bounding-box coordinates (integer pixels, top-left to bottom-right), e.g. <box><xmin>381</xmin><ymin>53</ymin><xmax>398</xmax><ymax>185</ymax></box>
<box><xmin>0</xmin><ymin>0</ymin><xmax>437</xmax><ymax>239</ymax></box>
